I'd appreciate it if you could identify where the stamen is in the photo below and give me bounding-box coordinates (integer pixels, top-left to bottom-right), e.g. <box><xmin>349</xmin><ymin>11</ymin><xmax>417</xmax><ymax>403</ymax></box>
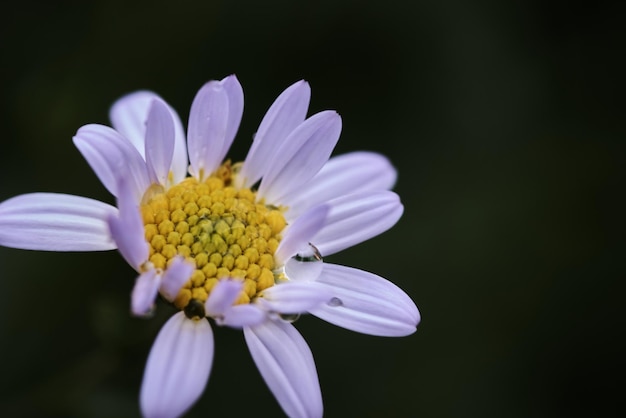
<box><xmin>140</xmin><ymin>162</ymin><xmax>287</xmax><ymax>310</ymax></box>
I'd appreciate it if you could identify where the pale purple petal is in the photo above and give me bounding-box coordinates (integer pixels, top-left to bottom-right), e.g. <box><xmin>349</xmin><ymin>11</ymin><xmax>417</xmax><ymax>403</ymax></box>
<box><xmin>140</xmin><ymin>312</ymin><xmax>214</xmax><ymax>418</ymax></box>
<box><xmin>131</xmin><ymin>269</ymin><xmax>161</xmax><ymax>317</ymax></box>
<box><xmin>237</xmin><ymin>80</ymin><xmax>311</xmax><ymax>188</ymax></box>
<box><xmin>282</xmin><ymin>151</ymin><xmax>398</xmax><ymax>220</ymax></box>
<box><xmin>220</xmin><ymin>74</ymin><xmax>244</xmax><ymax>156</ymax></box>
<box><xmin>145</xmin><ymin>98</ymin><xmax>175</xmax><ymax>185</ymax></box>
<box><xmin>218</xmin><ymin>304</ymin><xmax>266</xmax><ymax>328</ymax></box>
<box><xmin>159</xmin><ymin>257</ymin><xmax>195</xmax><ymax>302</ymax></box>
<box><xmin>73</xmin><ymin>124</ymin><xmax>150</xmax><ymax>202</ymax></box>
<box><xmin>187</xmin><ymin>80</ymin><xmax>230</xmax><ymax>179</ymax></box>
<box><xmin>109</xmin><ymin>91</ymin><xmax>155</xmax><ymax>156</ymax></box>
<box><xmin>110</xmin><ymin>91</ymin><xmax>188</xmax><ymax>185</ymax></box>
<box><xmin>274</xmin><ymin>204</ymin><xmax>329</xmax><ymax>266</ymax></box>
<box><xmin>244</xmin><ymin>320</ymin><xmax>322</xmax><ymax>418</ymax></box>
<box><xmin>257</xmin><ymin>111</ymin><xmax>342</xmax><ymax>204</ymax></box>
<box><xmin>258</xmin><ymin>281</ymin><xmax>333</xmax><ymax>313</ymax></box>
<box><xmin>107</xmin><ymin>178</ymin><xmax>148</xmax><ymax>269</ymax></box>
<box><xmin>309</xmin><ymin>263</ymin><xmax>420</xmax><ymax>337</ymax></box>
<box><xmin>0</xmin><ymin>193</ymin><xmax>117</xmax><ymax>251</ymax></box>
<box><xmin>312</xmin><ymin>191</ymin><xmax>403</xmax><ymax>256</ymax></box>
<box><xmin>204</xmin><ymin>279</ymin><xmax>243</xmax><ymax>317</ymax></box>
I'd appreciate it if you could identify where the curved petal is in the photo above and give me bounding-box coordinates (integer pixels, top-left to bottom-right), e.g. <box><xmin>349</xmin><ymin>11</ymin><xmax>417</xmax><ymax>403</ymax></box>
<box><xmin>109</xmin><ymin>91</ymin><xmax>188</xmax><ymax>185</ymax></box>
<box><xmin>237</xmin><ymin>80</ymin><xmax>311</xmax><ymax>188</ymax></box>
<box><xmin>309</xmin><ymin>263</ymin><xmax>419</xmax><ymax>337</ymax></box>
<box><xmin>131</xmin><ymin>269</ymin><xmax>161</xmax><ymax>317</ymax></box>
<box><xmin>257</xmin><ymin>111</ymin><xmax>342</xmax><ymax>204</ymax></box>
<box><xmin>282</xmin><ymin>151</ymin><xmax>398</xmax><ymax>220</ymax></box>
<box><xmin>140</xmin><ymin>312</ymin><xmax>214</xmax><ymax>418</ymax></box>
<box><xmin>73</xmin><ymin>124</ymin><xmax>150</xmax><ymax>202</ymax></box>
<box><xmin>159</xmin><ymin>257</ymin><xmax>195</xmax><ymax>302</ymax></box>
<box><xmin>312</xmin><ymin>191</ymin><xmax>403</xmax><ymax>256</ymax></box>
<box><xmin>107</xmin><ymin>178</ymin><xmax>148</xmax><ymax>269</ymax></box>
<box><xmin>187</xmin><ymin>80</ymin><xmax>230</xmax><ymax>180</ymax></box>
<box><xmin>218</xmin><ymin>304</ymin><xmax>266</xmax><ymax>328</ymax></box>
<box><xmin>258</xmin><ymin>281</ymin><xmax>332</xmax><ymax>314</ymax></box>
<box><xmin>145</xmin><ymin>98</ymin><xmax>175</xmax><ymax>185</ymax></box>
<box><xmin>220</xmin><ymin>74</ymin><xmax>244</xmax><ymax>155</ymax></box>
<box><xmin>204</xmin><ymin>279</ymin><xmax>243</xmax><ymax>317</ymax></box>
<box><xmin>244</xmin><ymin>320</ymin><xmax>322</xmax><ymax>418</ymax></box>
<box><xmin>0</xmin><ymin>193</ymin><xmax>117</xmax><ymax>251</ymax></box>
<box><xmin>274</xmin><ymin>204</ymin><xmax>329</xmax><ymax>266</ymax></box>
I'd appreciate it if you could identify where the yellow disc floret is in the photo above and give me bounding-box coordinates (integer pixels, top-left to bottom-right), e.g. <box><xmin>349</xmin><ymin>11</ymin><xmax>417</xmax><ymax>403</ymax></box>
<box><xmin>140</xmin><ymin>162</ymin><xmax>287</xmax><ymax>311</ymax></box>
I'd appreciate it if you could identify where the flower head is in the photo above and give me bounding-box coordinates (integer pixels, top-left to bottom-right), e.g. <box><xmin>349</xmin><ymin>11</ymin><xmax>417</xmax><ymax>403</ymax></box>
<box><xmin>0</xmin><ymin>75</ymin><xmax>419</xmax><ymax>418</ymax></box>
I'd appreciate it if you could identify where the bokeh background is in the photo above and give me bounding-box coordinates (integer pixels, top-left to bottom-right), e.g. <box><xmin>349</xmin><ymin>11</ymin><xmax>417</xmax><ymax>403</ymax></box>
<box><xmin>1</xmin><ymin>1</ymin><xmax>624</xmax><ymax>417</ymax></box>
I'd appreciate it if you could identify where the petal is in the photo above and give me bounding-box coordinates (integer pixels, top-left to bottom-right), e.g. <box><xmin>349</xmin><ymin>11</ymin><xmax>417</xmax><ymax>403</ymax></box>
<box><xmin>258</xmin><ymin>281</ymin><xmax>333</xmax><ymax>314</ymax></box>
<box><xmin>312</xmin><ymin>191</ymin><xmax>403</xmax><ymax>256</ymax></box>
<box><xmin>187</xmin><ymin>80</ymin><xmax>230</xmax><ymax>180</ymax></box>
<box><xmin>145</xmin><ymin>98</ymin><xmax>175</xmax><ymax>185</ymax></box>
<box><xmin>107</xmin><ymin>178</ymin><xmax>148</xmax><ymax>269</ymax></box>
<box><xmin>237</xmin><ymin>80</ymin><xmax>311</xmax><ymax>188</ymax></box>
<box><xmin>204</xmin><ymin>279</ymin><xmax>243</xmax><ymax>317</ymax></box>
<box><xmin>131</xmin><ymin>269</ymin><xmax>161</xmax><ymax>317</ymax></box>
<box><xmin>220</xmin><ymin>74</ymin><xmax>244</xmax><ymax>154</ymax></box>
<box><xmin>281</xmin><ymin>151</ymin><xmax>398</xmax><ymax>220</ymax></box>
<box><xmin>159</xmin><ymin>257</ymin><xmax>195</xmax><ymax>302</ymax></box>
<box><xmin>218</xmin><ymin>304</ymin><xmax>266</xmax><ymax>328</ymax></box>
<box><xmin>109</xmin><ymin>91</ymin><xmax>188</xmax><ymax>185</ymax></box>
<box><xmin>309</xmin><ymin>263</ymin><xmax>420</xmax><ymax>337</ymax></box>
<box><xmin>244</xmin><ymin>320</ymin><xmax>322</xmax><ymax>418</ymax></box>
<box><xmin>0</xmin><ymin>193</ymin><xmax>117</xmax><ymax>251</ymax></box>
<box><xmin>257</xmin><ymin>111</ymin><xmax>342</xmax><ymax>204</ymax></box>
<box><xmin>140</xmin><ymin>312</ymin><xmax>214</xmax><ymax>418</ymax></box>
<box><xmin>73</xmin><ymin>124</ymin><xmax>150</xmax><ymax>202</ymax></box>
<box><xmin>274</xmin><ymin>204</ymin><xmax>329</xmax><ymax>266</ymax></box>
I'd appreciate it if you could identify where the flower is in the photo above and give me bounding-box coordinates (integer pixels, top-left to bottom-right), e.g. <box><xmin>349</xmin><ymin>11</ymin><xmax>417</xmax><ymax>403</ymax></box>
<box><xmin>0</xmin><ymin>75</ymin><xmax>420</xmax><ymax>418</ymax></box>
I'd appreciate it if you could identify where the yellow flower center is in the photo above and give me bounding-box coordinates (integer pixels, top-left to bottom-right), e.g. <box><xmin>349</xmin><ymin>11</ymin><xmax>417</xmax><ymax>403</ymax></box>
<box><xmin>139</xmin><ymin>162</ymin><xmax>287</xmax><ymax>312</ymax></box>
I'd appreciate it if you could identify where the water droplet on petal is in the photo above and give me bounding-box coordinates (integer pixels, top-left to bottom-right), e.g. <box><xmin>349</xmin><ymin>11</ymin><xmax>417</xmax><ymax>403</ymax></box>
<box><xmin>279</xmin><ymin>313</ymin><xmax>301</xmax><ymax>323</ymax></box>
<box><xmin>328</xmin><ymin>297</ymin><xmax>343</xmax><ymax>307</ymax></box>
<box><xmin>294</xmin><ymin>243</ymin><xmax>323</xmax><ymax>263</ymax></box>
<box><xmin>286</xmin><ymin>243</ymin><xmax>324</xmax><ymax>281</ymax></box>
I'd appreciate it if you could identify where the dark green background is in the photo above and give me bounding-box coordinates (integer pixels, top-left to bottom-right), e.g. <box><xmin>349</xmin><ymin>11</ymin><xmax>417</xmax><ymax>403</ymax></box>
<box><xmin>1</xmin><ymin>1</ymin><xmax>624</xmax><ymax>417</ymax></box>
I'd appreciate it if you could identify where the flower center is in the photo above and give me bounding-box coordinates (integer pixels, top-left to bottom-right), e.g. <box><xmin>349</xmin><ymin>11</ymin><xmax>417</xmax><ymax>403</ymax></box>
<box><xmin>139</xmin><ymin>162</ymin><xmax>287</xmax><ymax>311</ymax></box>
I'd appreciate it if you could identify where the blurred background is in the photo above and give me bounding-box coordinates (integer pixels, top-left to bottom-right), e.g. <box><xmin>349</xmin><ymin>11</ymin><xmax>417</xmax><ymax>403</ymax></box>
<box><xmin>1</xmin><ymin>0</ymin><xmax>624</xmax><ymax>417</ymax></box>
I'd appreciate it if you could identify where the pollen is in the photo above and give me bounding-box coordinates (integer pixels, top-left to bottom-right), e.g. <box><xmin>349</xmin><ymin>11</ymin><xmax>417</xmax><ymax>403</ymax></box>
<box><xmin>140</xmin><ymin>162</ymin><xmax>287</xmax><ymax>311</ymax></box>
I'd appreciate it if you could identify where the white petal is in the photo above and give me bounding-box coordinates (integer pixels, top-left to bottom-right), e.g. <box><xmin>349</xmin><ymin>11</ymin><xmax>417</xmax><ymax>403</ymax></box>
<box><xmin>187</xmin><ymin>80</ymin><xmax>230</xmax><ymax>179</ymax></box>
<box><xmin>109</xmin><ymin>91</ymin><xmax>188</xmax><ymax>185</ymax></box>
<box><xmin>73</xmin><ymin>124</ymin><xmax>150</xmax><ymax>202</ymax></box>
<box><xmin>107</xmin><ymin>178</ymin><xmax>148</xmax><ymax>269</ymax></box>
<box><xmin>140</xmin><ymin>312</ymin><xmax>214</xmax><ymax>418</ymax></box>
<box><xmin>145</xmin><ymin>98</ymin><xmax>175</xmax><ymax>185</ymax></box>
<box><xmin>159</xmin><ymin>257</ymin><xmax>195</xmax><ymax>302</ymax></box>
<box><xmin>204</xmin><ymin>279</ymin><xmax>243</xmax><ymax>317</ymax></box>
<box><xmin>312</xmin><ymin>191</ymin><xmax>403</xmax><ymax>256</ymax></box>
<box><xmin>258</xmin><ymin>281</ymin><xmax>332</xmax><ymax>313</ymax></box>
<box><xmin>131</xmin><ymin>269</ymin><xmax>161</xmax><ymax>317</ymax></box>
<box><xmin>218</xmin><ymin>304</ymin><xmax>266</xmax><ymax>328</ymax></box>
<box><xmin>257</xmin><ymin>111</ymin><xmax>342</xmax><ymax>203</ymax></box>
<box><xmin>309</xmin><ymin>263</ymin><xmax>420</xmax><ymax>337</ymax></box>
<box><xmin>274</xmin><ymin>204</ymin><xmax>329</xmax><ymax>266</ymax></box>
<box><xmin>282</xmin><ymin>151</ymin><xmax>398</xmax><ymax>220</ymax></box>
<box><xmin>0</xmin><ymin>193</ymin><xmax>117</xmax><ymax>251</ymax></box>
<box><xmin>237</xmin><ymin>80</ymin><xmax>311</xmax><ymax>188</ymax></box>
<box><xmin>244</xmin><ymin>320</ymin><xmax>322</xmax><ymax>418</ymax></box>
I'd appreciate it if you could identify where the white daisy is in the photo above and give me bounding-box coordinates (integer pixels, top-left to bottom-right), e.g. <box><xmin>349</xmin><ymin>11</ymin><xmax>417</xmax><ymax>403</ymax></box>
<box><xmin>0</xmin><ymin>75</ymin><xmax>420</xmax><ymax>418</ymax></box>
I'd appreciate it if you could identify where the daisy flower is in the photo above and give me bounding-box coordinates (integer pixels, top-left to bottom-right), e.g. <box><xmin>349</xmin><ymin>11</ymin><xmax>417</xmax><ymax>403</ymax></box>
<box><xmin>0</xmin><ymin>75</ymin><xmax>420</xmax><ymax>418</ymax></box>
